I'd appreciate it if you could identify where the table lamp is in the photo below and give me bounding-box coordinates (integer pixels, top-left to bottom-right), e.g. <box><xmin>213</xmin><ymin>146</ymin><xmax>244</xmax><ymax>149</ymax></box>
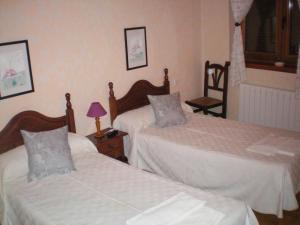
<box><xmin>87</xmin><ymin>102</ymin><xmax>107</xmax><ymax>138</ymax></box>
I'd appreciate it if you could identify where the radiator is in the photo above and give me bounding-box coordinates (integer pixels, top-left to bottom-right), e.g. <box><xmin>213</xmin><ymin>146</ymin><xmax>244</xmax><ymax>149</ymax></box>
<box><xmin>239</xmin><ymin>83</ymin><xmax>300</xmax><ymax>132</ymax></box>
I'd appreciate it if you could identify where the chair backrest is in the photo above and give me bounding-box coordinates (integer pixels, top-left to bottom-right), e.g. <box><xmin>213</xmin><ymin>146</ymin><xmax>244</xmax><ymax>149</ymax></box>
<box><xmin>204</xmin><ymin>60</ymin><xmax>230</xmax><ymax>102</ymax></box>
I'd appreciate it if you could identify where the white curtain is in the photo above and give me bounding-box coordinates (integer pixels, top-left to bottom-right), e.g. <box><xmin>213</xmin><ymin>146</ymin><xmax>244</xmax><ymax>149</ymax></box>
<box><xmin>296</xmin><ymin>0</ymin><xmax>300</xmax><ymax>98</ymax></box>
<box><xmin>230</xmin><ymin>0</ymin><xmax>254</xmax><ymax>86</ymax></box>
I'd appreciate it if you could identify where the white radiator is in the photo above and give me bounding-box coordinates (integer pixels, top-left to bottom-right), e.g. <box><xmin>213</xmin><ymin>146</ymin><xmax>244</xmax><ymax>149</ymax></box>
<box><xmin>239</xmin><ymin>83</ymin><xmax>300</xmax><ymax>132</ymax></box>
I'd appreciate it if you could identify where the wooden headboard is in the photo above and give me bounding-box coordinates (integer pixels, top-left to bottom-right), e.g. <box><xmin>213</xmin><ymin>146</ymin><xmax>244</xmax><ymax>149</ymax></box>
<box><xmin>0</xmin><ymin>93</ymin><xmax>76</xmax><ymax>154</ymax></box>
<box><xmin>108</xmin><ymin>68</ymin><xmax>170</xmax><ymax>124</ymax></box>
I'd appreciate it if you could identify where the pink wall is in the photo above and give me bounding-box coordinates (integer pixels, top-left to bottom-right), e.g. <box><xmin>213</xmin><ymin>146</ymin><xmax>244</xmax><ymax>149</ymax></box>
<box><xmin>0</xmin><ymin>0</ymin><xmax>202</xmax><ymax>134</ymax></box>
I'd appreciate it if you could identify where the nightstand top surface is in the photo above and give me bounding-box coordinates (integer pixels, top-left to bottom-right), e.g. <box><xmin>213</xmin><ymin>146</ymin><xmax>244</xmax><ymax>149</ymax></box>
<box><xmin>86</xmin><ymin>128</ymin><xmax>127</xmax><ymax>143</ymax></box>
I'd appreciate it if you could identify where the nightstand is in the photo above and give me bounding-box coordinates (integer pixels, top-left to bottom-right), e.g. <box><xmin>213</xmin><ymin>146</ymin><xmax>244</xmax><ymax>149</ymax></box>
<box><xmin>86</xmin><ymin>128</ymin><xmax>128</xmax><ymax>163</ymax></box>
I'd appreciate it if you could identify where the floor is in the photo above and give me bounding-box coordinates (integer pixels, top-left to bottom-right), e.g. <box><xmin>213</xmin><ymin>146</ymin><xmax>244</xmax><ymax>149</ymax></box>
<box><xmin>255</xmin><ymin>194</ymin><xmax>300</xmax><ymax>225</ymax></box>
<box><xmin>255</xmin><ymin>210</ymin><xmax>300</xmax><ymax>225</ymax></box>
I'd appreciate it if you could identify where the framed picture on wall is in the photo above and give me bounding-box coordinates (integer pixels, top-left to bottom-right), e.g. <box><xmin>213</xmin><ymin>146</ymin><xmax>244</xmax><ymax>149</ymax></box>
<box><xmin>0</xmin><ymin>40</ymin><xmax>34</xmax><ymax>100</ymax></box>
<box><xmin>124</xmin><ymin>27</ymin><xmax>148</xmax><ymax>70</ymax></box>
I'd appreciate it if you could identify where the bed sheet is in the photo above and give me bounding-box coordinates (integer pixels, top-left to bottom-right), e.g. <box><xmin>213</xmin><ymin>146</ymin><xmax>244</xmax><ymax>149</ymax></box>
<box><xmin>132</xmin><ymin>113</ymin><xmax>300</xmax><ymax>217</ymax></box>
<box><xmin>3</xmin><ymin>152</ymin><xmax>258</xmax><ymax>225</ymax></box>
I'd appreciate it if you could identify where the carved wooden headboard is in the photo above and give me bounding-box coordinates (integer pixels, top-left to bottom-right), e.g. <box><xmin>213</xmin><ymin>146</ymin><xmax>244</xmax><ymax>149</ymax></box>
<box><xmin>108</xmin><ymin>68</ymin><xmax>170</xmax><ymax>124</ymax></box>
<box><xmin>0</xmin><ymin>93</ymin><xmax>76</xmax><ymax>154</ymax></box>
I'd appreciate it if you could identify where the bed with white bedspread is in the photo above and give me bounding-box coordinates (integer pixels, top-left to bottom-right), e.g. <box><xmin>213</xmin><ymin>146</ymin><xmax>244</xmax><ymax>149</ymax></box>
<box><xmin>114</xmin><ymin>110</ymin><xmax>300</xmax><ymax>217</ymax></box>
<box><xmin>0</xmin><ymin>135</ymin><xmax>258</xmax><ymax>225</ymax></box>
<box><xmin>109</xmin><ymin>74</ymin><xmax>300</xmax><ymax>218</ymax></box>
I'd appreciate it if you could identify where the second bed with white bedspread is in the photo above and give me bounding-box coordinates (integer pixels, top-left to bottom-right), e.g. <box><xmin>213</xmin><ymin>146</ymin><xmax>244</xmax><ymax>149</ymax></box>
<box><xmin>114</xmin><ymin>108</ymin><xmax>300</xmax><ymax>217</ymax></box>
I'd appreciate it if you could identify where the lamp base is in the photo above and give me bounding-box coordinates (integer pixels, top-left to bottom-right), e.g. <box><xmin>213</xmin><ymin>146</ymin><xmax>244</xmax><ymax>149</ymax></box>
<box><xmin>94</xmin><ymin>131</ymin><xmax>104</xmax><ymax>138</ymax></box>
<box><xmin>94</xmin><ymin>117</ymin><xmax>104</xmax><ymax>138</ymax></box>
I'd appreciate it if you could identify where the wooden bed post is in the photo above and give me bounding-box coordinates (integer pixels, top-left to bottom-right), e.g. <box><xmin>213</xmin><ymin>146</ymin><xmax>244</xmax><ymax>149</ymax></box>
<box><xmin>65</xmin><ymin>93</ymin><xmax>76</xmax><ymax>133</ymax></box>
<box><xmin>109</xmin><ymin>82</ymin><xmax>118</xmax><ymax>125</ymax></box>
<box><xmin>164</xmin><ymin>68</ymin><xmax>170</xmax><ymax>94</ymax></box>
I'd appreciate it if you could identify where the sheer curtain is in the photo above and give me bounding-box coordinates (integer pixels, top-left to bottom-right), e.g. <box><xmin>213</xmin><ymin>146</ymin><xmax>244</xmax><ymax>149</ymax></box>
<box><xmin>296</xmin><ymin>0</ymin><xmax>300</xmax><ymax>98</ymax></box>
<box><xmin>229</xmin><ymin>0</ymin><xmax>254</xmax><ymax>86</ymax></box>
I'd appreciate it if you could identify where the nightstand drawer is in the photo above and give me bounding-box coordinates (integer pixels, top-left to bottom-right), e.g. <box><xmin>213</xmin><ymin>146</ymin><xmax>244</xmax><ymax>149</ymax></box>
<box><xmin>99</xmin><ymin>138</ymin><xmax>122</xmax><ymax>155</ymax></box>
<box><xmin>86</xmin><ymin>129</ymin><xmax>128</xmax><ymax>163</ymax></box>
<box><xmin>103</xmin><ymin>148</ymin><xmax>123</xmax><ymax>159</ymax></box>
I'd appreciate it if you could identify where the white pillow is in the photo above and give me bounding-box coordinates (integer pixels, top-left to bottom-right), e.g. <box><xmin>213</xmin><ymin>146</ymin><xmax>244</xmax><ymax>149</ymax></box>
<box><xmin>113</xmin><ymin>105</ymin><xmax>155</xmax><ymax>134</ymax></box>
<box><xmin>0</xmin><ymin>145</ymin><xmax>28</xmax><ymax>183</ymax></box>
<box><xmin>113</xmin><ymin>102</ymin><xmax>192</xmax><ymax>132</ymax></box>
<box><xmin>68</xmin><ymin>132</ymin><xmax>98</xmax><ymax>155</ymax></box>
<box><xmin>181</xmin><ymin>102</ymin><xmax>194</xmax><ymax>113</ymax></box>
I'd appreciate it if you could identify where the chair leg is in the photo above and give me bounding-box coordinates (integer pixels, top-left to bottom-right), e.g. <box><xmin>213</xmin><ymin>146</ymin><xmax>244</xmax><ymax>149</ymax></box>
<box><xmin>192</xmin><ymin>106</ymin><xmax>203</xmax><ymax>114</ymax></box>
<box><xmin>203</xmin><ymin>108</ymin><xmax>208</xmax><ymax>115</ymax></box>
<box><xmin>221</xmin><ymin>105</ymin><xmax>227</xmax><ymax>119</ymax></box>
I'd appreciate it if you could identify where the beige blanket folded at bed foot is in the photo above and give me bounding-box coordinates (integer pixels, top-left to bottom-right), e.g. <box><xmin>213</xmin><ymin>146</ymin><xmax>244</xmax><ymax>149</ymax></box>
<box><xmin>126</xmin><ymin>192</ymin><xmax>224</xmax><ymax>225</ymax></box>
<box><xmin>246</xmin><ymin>134</ymin><xmax>300</xmax><ymax>157</ymax></box>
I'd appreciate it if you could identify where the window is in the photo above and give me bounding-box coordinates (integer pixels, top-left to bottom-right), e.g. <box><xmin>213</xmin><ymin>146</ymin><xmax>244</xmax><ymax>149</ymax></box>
<box><xmin>243</xmin><ymin>0</ymin><xmax>300</xmax><ymax>73</ymax></box>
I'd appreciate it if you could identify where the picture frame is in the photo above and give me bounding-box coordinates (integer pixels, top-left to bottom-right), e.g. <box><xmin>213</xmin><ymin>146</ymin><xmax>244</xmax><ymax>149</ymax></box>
<box><xmin>124</xmin><ymin>27</ymin><xmax>148</xmax><ymax>70</ymax></box>
<box><xmin>0</xmin><ymin>40</ymin><xmax>34</xmax><ymax>100</ymax></box>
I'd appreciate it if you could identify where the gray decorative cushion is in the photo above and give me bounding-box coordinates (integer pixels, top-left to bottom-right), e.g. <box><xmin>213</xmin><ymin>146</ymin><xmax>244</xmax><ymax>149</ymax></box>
<box><xmin>148</xmin><ymin>93</ymin><xmax>187</xmax><ymax>127</ymax></box>
<box><xmin>21</xmin><ymin>126</ymin><xmax>76</xmax><ymax>182</ymax></box>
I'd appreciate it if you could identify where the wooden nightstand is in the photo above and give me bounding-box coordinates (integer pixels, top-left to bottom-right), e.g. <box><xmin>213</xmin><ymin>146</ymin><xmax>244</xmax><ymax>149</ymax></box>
<box><xmin>86</xmin><ymin>128</ymin><xmax>128</xmax><ymax>163</ymax></box>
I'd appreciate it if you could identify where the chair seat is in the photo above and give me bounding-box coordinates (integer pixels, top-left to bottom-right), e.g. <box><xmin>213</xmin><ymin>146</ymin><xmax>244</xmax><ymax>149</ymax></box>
<box><xmin>186</xmin><ymin>97</ymin><xmax>223</xmax><ymax>108</ymax></box>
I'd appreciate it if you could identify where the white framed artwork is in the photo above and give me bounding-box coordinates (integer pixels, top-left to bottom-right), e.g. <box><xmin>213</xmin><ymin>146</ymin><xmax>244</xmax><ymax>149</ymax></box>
<box><xmin>0</xmin><ymin>40</ymin><xmax>34</xmax><ymax>100</ymax></box>
<box><xmin>124</xmin><ymin>27</ymin><xmax>148</xmax><ymax>70</ymax></box>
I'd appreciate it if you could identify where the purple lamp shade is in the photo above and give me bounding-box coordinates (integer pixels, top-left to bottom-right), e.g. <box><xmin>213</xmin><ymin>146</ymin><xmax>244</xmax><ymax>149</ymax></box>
<box><xmin>87</xmin><ymin>102</ymin><xmax>107</xmax><ymax>118</ymax></box>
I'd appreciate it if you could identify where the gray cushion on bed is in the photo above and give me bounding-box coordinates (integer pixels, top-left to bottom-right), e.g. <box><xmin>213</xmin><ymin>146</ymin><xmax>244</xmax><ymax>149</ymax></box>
<box><xmin>21</xmin><ymin>126</ymin><xmax>76</xmax><ymax>182</ymax></box>
<box><xmin>148</xmin><ymin>93</ymin><xmax>187</xmax><ymax>128</ymax></box>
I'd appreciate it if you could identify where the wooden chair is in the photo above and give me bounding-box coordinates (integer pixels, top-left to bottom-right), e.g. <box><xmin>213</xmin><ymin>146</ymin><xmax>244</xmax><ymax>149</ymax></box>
<box><xmin>185</xmin><ymin>61</ymin><xmax>230</xmax><ymax>118</ymax></box>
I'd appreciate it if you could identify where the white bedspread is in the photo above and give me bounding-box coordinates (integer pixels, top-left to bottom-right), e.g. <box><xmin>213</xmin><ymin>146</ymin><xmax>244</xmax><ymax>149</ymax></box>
<box><xmin>130</xmin><ymin>113</ymin><xmax>300</xmax><ymax>217</ymax></box>
<box><xmin>3</xmin><ymin>152</ymin><xmax>258</xmax><ymax>225</ymax></box>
